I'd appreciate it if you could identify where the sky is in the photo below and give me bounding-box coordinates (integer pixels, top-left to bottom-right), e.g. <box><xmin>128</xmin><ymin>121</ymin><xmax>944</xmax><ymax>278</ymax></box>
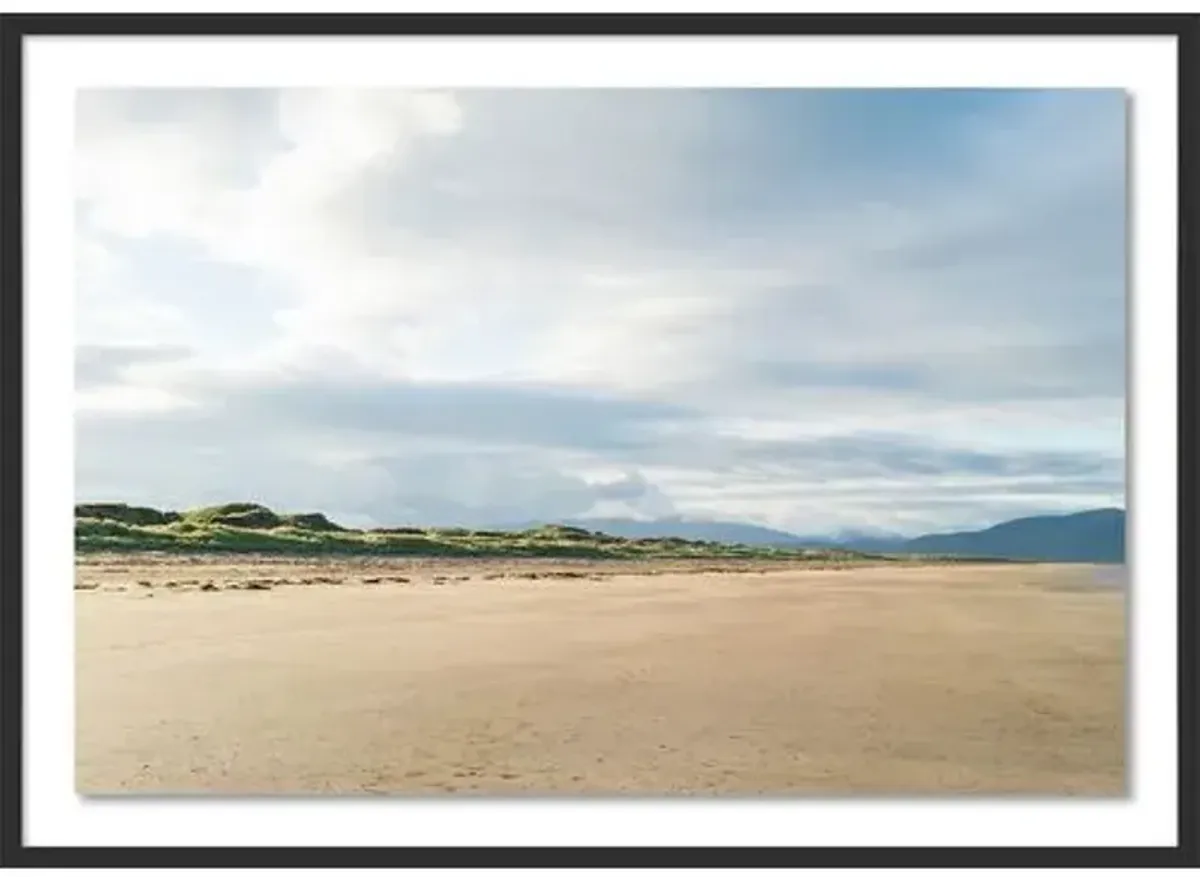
<box><xmin>74</xmin><ymin>88</ymin><xmax>1126</xmax><ymax>537</ymax></box>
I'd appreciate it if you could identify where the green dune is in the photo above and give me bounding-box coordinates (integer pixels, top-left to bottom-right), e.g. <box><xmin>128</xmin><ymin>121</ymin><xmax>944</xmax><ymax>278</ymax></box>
<box><xmin>74</xmin><ymin>502</ymin><xmax>887</xmax><ymax>561</ymax></box>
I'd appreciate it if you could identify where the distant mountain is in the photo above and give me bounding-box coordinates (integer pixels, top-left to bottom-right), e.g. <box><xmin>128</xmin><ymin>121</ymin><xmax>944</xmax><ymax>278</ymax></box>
<box><xmin>526</xmin><ymin>508</ymin><xmax>1126</xmax><ymax>563</ymax></box>
<box><xmin>898</xmin><ymin>508</ymin><xmax>1126</xmax><ymax>563</ymax></box>
<box><xmin>818</xmin><ymin>534</ymin><xmax>910</xmax><ymax>553</ymax></box>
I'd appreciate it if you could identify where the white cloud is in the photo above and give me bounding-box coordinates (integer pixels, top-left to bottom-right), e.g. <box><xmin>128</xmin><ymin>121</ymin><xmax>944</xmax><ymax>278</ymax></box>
<box><xmin>77</xmin><ymin>88</ymin><xmax>465</xmax><ymax>373</ymax></box>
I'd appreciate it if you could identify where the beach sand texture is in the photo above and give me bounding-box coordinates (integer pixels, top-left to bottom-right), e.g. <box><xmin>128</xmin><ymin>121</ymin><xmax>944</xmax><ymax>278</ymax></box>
<box><xmin>76</xmin><ymin>558</ymin><xmax>1125</xmax><ymax>795</ymax></box>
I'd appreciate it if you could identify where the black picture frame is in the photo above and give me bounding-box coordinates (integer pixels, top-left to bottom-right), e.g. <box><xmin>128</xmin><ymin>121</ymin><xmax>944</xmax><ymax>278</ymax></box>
<box><xmin>1</xmin><ymin>11</ymin><xmax>1195</xmax><ymax>869</ymax></box>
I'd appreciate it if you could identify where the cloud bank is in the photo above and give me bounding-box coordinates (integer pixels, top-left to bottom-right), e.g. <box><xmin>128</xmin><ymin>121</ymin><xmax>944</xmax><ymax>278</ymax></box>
<box><xmin>75</xmin><ymin>88</ymin><xmax>1126</xmax><ymax>536</ymax></box>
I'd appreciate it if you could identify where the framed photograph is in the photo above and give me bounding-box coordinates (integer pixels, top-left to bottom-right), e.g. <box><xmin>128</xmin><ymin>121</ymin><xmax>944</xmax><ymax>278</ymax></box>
<box><xmin>2</xmin><ymin>9</ymin><xmax>1195</xmax><ymax>869</ymax></box>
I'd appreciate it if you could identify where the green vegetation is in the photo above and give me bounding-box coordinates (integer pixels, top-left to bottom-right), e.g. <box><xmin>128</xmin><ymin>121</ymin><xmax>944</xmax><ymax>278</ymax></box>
<box><xmin>74</xmin><ymin>502</ymin><xmax>879</xmax><ymax>561</ymax></box>
<box><xmin>75</xmin><ymin>503</ymin><xmax>180</xmax><ymax>526</ymax></box>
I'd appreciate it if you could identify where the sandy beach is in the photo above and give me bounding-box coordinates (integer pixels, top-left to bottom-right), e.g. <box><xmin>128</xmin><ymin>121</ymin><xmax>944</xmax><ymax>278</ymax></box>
<box><xmin>75</xmin><ymin>557</ymin><xmax>1125</xmax><ymax>795</ymax></box>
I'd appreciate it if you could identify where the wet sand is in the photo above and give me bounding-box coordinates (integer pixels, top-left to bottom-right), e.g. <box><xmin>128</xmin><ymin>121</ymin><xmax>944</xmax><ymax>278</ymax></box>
<box><xmin>75</xmin><ymin>557</ymin><xmax>1125</xmax><ymax>795</ymax></box>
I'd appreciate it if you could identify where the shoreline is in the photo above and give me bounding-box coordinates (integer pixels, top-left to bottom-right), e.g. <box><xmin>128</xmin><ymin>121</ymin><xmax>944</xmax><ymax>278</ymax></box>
<box><xmin>74</xmin><ymin>551</ymin><xmax>1044</xmax><ymax>595</ymax></box>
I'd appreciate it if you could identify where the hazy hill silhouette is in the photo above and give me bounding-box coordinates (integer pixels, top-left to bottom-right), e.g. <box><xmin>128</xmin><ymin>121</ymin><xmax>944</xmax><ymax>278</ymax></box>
<box><xmin>897</xmin><ymin>508</ymin><xmax>1125</xmax><ymax>563</ymax></box>
<box><xmin>532</xmin><ymin>508</ymin><xmax>1126</xmax><ymax>563</ymax></box>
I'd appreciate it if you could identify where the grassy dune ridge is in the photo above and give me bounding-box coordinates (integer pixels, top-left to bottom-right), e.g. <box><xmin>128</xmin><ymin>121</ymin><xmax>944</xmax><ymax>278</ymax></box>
<box><xmin>76</xmin><ymin>502</ymin><xmax>898</xmax><ymax>560</ymax></box>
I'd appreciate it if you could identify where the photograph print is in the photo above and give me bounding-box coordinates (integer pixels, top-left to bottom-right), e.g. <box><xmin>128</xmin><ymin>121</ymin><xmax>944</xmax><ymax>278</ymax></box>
<box><xmin>73</xmin><ymin>85</ymin><xmax>1130</xmax><ymax>797</ymax></box>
